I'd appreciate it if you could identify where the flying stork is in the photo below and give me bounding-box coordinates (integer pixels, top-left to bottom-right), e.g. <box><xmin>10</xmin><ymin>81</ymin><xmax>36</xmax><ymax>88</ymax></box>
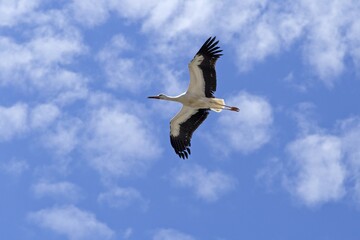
<box><xmin>148</xmin><ymin>36</ymin><xmax>239</xmax><ymax>159</ymax></box>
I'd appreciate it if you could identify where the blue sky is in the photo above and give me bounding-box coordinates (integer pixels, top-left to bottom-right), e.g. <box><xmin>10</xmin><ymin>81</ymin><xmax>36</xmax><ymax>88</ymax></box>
<box><xmin>1</xmin><ymin>0</ymin><xmax>360</xmax><ymax>239</ymax></box>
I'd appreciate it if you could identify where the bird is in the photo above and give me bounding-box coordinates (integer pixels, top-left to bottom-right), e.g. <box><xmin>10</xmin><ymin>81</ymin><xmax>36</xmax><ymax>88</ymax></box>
<box><xmin>148</xmin><ymin>36</ymin><xmax>239</xmax><ymax>159</ymax></box>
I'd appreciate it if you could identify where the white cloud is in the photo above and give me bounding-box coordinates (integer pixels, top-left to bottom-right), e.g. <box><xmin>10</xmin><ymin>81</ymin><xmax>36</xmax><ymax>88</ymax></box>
<box><xmin>243</xmin><ymin>0</ymin><xmax>359</xmax><ymax>84</ymax></box>
<box><xmin>339</xmin><ymin>117</ymin><xmax>360</xmax><ymax>167</ymax></box>
<box><xmin>97</xmin><ymin>34</ymin><xmax>152</xmax><ymax>93</ymax></box>
<box><xmin>84</xmin><ymin>102</ymin><xmax>161</xmax><ymax>178</ymax></box>
<box><xmin>229</xmin><ymin>1</ymin><xmax>306</xmax><ymax>71</ymax></box>
<box><xmin>28</xmin><ymin>205</ymin><xmax>114</xmax><ymax>240</ymax></box>
<box><xmin>236</xmin><ymin>22</ymin><xmax>279</xmax><ymax>71</ymax></box>
<box><xmin>0</xmin><ymin>0</ymin><xmax>41</xmax><ymax>27</ymax></box>
<box><xmin>346</xmin><ymin>18</ymin><xmax>360</xmax><ymax>69</ymax></box>
<box><xmin>0</xmin><ymin>34</ymin><xmax>84</xmax><ymax>84</ymax></box>
<box><xmin>146</xmin><ymin>0</ymin><xmax>219</xmax><ymax>39</ymax></box>
<box><xmin>48</xmin><ymin>70</ymin><xmax>88</xmax><ymax>105</ymax></box>
<box><xmin>32</xmin><ymin>181</ymin><xmax>81</xmax><ymax>202</ymax></box>
<box><xmin>7</xmin><ymin>0</ymin><xmax>356</xmax><ymax>87</ymax></box>
<box><xmin>257</xmin><ymin>107</ymin><xmax>360</xmax><ymax>207</ymax></box>
<box><xmin>98</xmin><ymin>186</ymin><xmax>148</xmax><ymax>209</ymax></box>
<box><xmin>0</xmin><ymin>103</ymin><xmax>28</xmax><ymax>142</ymax></box>
<box><xmin>0</xmin><ymin>10</ymin><xmax>88</xmax><ymax>103</ymax></box>
<box><xmin>299</xmin><ymin>0</ymin><xmax>349</xmax><ymax>84</ymax></box>
<box><xmin>338</xmin><ymin>117</ymin><xmax>360</xmax><ymax>203</ymax></box>
<box><xmin>213</xmin><ymin>91</ymin><xmax>273</xmax><ymax>154</ymax></box>
<box><xmin>109</xmin><ymin>0</ymin><xmax>157</xmax><ymax>20</ymax></box>
<box><xmin>153</xmin><ymin>228</ymin><xmax>195</xmax><ymax>240</ymax></box>
<box><xmin>156</xmin><ymin>64</ymin><xmax>187</xmax><ymax>96</ymax></box>
<box><xmin>283</xmin><ymin>72</ymin><xmax>308</xmax><ymax>93</ymax></box>
<box><xmin>97</xmin><ymin>0</ymin><xmax>359</xmax><ymax>84</ymax></box>
<box><xmin>105</xmin><ymin>48</ymin><xmax>188</xmax><ymax>117</ymax></box>
<box><xmin>256</xmin><ymin>158</ymin><xmax>285</xmax><ymax>192</ymax></box>
<box><xmin>0</xmin><ymin>102</ymin><xmax>61</xmax><ymax>143</ymax></box>
<box><xmin>141</xmin><ymin>0</ymin><xmax>257</xmax><ymax>41</ymax></box>
<box><xmin>0</xmin><ymin>159</ymin><xmax>29</xmax><ymax>176</ymax></box>
<box><xmin>66</xmin><ymin>0</ymin><xmax>158</xmax><ymax>27</ymax></box>
<box><xmin>69</xmin><ymin>0</ymin><xmax>110</xmax><ymax>27</ymax></box>
<box><xmin>147</xmin><ymin>65</ymin><xmax>188</xmax><ymax>120</ymax></box>
<box><xmin>172</xmin><ymin>164</ymin><xmax>236</xmax><ymax>202</ymax></box>
<box><xmin>30</xmin><ymin>103</ymin><xmax>60</xmax><ymax>129</ymax></box>
<box><xmin>257</xmin><ymin>112</ymin><xmax>360</xmax><ymax>207</ymax></box>
<box><xmin>122</xmin><ymin>228</ymin><xmax>133</xmax><ymax>239</ymax></box>
<box><xmin>141</xmin><ymin>0</ymin><xmax>181</xmax><ymax>32</ymax></box>
<box><xmin>43</xmin><ymin>118</ymin><xmax>82</xmax><ymax>156</ymax></box>
<box><xmin>286</xmin><ymin>134</ymin><xmax>346</xmax><ymax>206</ymax></box>
<box><xmin>28</xmin><ymin>31</ymin><xmax>84</xmax><ymax>65</ymax></box>
<box><xmin>290</xmin><ymin>102</ymin><xmax>322</xmax><ymax>135</ymax></box>
<box><xmin>6</xmin><ymin>0</ymin><xmax>355</xmax><ymax>86</ymax></box>
<box><xmin>258</xmin><ymin>104</ymin><xmax>348</xmax><ymax>206</ymax></box>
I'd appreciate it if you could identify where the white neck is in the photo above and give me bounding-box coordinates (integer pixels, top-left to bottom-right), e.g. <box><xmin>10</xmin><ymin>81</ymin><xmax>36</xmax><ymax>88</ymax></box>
<box><xmin>161</xmin><ymin>94</ymin><xmax>182</xmax><ymax>102</ymax></box>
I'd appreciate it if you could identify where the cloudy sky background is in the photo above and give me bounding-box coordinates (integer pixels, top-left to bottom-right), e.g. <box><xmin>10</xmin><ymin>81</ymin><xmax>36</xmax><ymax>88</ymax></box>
<box><xmin>1</xmin><ymin>0</ymin><xmax>360</xmax><ymax>239</ymax></box>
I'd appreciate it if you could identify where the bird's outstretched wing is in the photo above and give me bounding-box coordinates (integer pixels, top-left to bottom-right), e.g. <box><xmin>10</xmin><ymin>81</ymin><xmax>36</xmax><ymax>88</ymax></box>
<box><xmin>170</xmin><ymin>106</ymin><xmax>210</xmax><ymax>159</ymax></box>
<box><xmin>187</xmin><ymin>36</ymin><xmax>223</xmax><ymax>98</ymax></box>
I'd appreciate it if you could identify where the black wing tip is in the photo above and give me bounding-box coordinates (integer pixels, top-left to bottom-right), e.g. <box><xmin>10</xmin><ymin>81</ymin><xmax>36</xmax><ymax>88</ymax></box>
<box><xmin>177</xmin><ymin>147</ymin><xmax>191</xmax><ymax>159</ymax></box>
<box><xmin>197</xmin><ymin>36</ymin><xmax>223</xmax><ymax>59</ymax></box>
<box><xmin>169</xmin><ymin>109</ymin><xmax>210</xmax><ymax>159</ymax></box>
<box><xmin>174</xmin><ymin>148</ymin><xmax>190</xmax><ymax>159</ymax></box>
<box><xmin>170</xmin><ymin>137</ymin><xmax>191</xmax><ymax>159</ymax></box>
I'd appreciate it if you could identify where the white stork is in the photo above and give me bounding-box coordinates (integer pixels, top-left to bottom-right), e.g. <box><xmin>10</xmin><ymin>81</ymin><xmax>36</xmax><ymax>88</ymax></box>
<box><xmin>148</xmin><ymin>36</ymin><xmax>239</xmax><ymax>159</ymax></box>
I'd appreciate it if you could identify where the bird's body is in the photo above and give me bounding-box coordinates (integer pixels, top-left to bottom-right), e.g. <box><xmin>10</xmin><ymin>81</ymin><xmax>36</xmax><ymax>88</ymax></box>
<box><xmin>158</xmin><ymin>93</ymin><xmax>225</xmax><ymax>111</ymax></box>
<box><xmin>148</xmin><ymin>37</ymin><xmax>239</xmax><ymax>159</ymax></box>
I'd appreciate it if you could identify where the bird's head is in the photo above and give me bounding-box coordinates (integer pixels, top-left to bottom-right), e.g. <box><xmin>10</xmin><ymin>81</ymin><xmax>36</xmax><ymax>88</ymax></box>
<box><xmin>147</xmin><ymin>94</ymin><xmax>166</xmax><ymax>100</ymax></box>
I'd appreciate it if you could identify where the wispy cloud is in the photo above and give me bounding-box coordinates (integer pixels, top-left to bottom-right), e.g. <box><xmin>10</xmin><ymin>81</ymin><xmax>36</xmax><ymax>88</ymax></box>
<box><xmin>5</xmin><ymin>0</ymin><xmax>358</xmax><ymax>88</ymax></box>
<box><xmin>5</xmin><ymin>0</ymin><xmax>357</xmax><ymax>101</ymax></box>
<box><xmin>290</xmin><ymin>102</ymin><xmax>322</xmax><ymax>135</ymax></box>
<box><xmin>338</xmin><ymin>117</ymin><xmax>360</xmax><ymax>204</ymax></box>
<box><xmin>98</xmin><ymin>186</ymin><xmax>148</xmax><ymax>210</ymax></box>
<box><xmin>256</xmin><ymin>157</ymin><xmax>286</xmax><ymax>192</ymax></box>
<box><xmin>156</xmin><ymin>64</ymin><xmax>187</xmax><ymax>96</ymax></box>
<box><xmin>0</xmin><ymin>8</ymin><xmax>88</xmax><ymax>103</ymax></box>
<box><xmin>153</xmin><ymin>228</ymin><xmax>195</xmax><ymax>240</ymax></box>
<box><xmin>97</xmin><ymin>34</ymin><xmax>151</xmax><ymax>93</ymax></box>
<box><xmin>69</xmin><ymin>0</ymin><xmax>110</xmax><ymax>27</ymax></box>
<box><xmin>0</xmin><ymin>103</ymin><xmax>28</xmax><ymax>142</ymax></box>
<box><xmin>43</xmin><ymin>117</ymin><xmax>82</xmax><ymax>156</ymax></box>
<box><xmin>172</xmin><ymin>164</ymin><xmax>236</xmax><ymax>202</ymax></box>
<box><xmin>91</xmin><ymin>0</ymin><xmax>359</xmax><ymax>85</ymax></box>
<box><xmin>97</xmin><ymin>34</ymin><xmax>186</xmax><ymax>97</ymax></box>
<box><xmin>286</xmin><ymin>134</ymin><xmax>346</xmax><ymax>206</ymax></box>
<box><xmin>122</xmin><ymin>228</ymin><xmax>133</xmax><ymax>239</ymax></box>
<box><xmin>211</xmin><ymin>91</ymin><xmax>273</xmax><ymax>154</ymax></box>
<box><xmin>0</xmin><ymin>0</ymin><xmax>41</xmax><ymax>27</ymax></box>
<box><xmin>0</xmin><ymin>159</ymin><xmax>29</xmax><ymax>176</ymax></box>
<box><xmin>32</xmin><ymin>181</ymin><xmax>81</xmax><ymax>202</ymax></box>
<box><xmin>0</xmin><ymin>34</ymin><xmax>84</xmax><ymax>83</ymax></box>
<box><xmin>108</xmin><ymin>0</ymin><xmax>157</xmax><ymax>20</ymax></box>
<box><xmin>339</xmin><ymin>117</ymin><xmax>360</xmax><ymax>167</ymax></box>
<box><xmin>30</xmin><ymin>103</ymin><xmax>60</xmax><ymax>129</ymax></box>
<box><xmin>28</xmin><ymin>205</ymin><xmax>114</xmax><ymax>240</ymax></box>
<box><xmin>259</xmin><ymin>107</ymin><xmax>360</xmax><ymax>207</ymax></box>
<box><xmin>84</xmin><ymin>100</ymin><xmax>161</xmax><ymax>178</ymax></box>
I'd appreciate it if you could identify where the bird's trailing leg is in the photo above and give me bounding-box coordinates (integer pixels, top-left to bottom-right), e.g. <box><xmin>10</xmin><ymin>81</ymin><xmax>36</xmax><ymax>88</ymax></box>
<box><xmin>217</xmin><ymin>104</ymin><xmax>240</xmax><ymax>112</ymax></box>
<box><xmin>209</xmin><ymin>98</ymin><xmax>239</xmax><ymax>112</ymax></box>
<box><xmin>220</xmin><ymin>104</ymin><xmax>240</xmax><ymax>112</ymax></box>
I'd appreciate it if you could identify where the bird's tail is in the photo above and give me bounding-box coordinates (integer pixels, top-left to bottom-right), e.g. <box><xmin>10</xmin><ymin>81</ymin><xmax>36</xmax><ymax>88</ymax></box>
<box><xmin>210</xmin><ymin>98</ymin><xmax>225</xmax><ymax>112</ymax></box>
<box><xmin>210</xmin><ymin>98</ymin><xmax>240</xmax><ymax>112</ymax></box>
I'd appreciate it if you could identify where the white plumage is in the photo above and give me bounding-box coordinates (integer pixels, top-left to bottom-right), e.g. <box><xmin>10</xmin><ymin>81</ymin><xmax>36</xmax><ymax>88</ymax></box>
<box><xmin>148</xmin><ymin>37</ymin><xmax>239</xmax><ymax>159</ymax></box>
